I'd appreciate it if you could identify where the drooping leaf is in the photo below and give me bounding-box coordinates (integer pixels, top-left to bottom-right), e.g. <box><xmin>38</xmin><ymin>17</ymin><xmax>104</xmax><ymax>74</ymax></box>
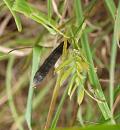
<box><xmin>3</xmin><ymin>0</ymin><xmax>22</xmax><ymax>31</ymax></box>
<box><xmin>25</xmin><ymin>46</ymin><xmax>42</xmax><ymax>130</ymax></box>
<box><xmin>12</xmin><ymin>0</ymin><xmax>68</xmax><ymax>37</ymax></box>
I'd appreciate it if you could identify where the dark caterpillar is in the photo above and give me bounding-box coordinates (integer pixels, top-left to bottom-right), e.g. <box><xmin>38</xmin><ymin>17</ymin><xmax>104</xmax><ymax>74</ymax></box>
<box><xmin>33</xmin><ymin>41</ymin><xmax>70</xmax><ymax>86</ymax></box>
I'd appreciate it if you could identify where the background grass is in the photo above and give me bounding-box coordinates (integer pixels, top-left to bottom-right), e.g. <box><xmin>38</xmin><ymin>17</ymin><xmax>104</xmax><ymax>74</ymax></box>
<box><xmin>0</xmin><ymin>0</ymin><xmax>120</xmax><ymax>130</ymax></box>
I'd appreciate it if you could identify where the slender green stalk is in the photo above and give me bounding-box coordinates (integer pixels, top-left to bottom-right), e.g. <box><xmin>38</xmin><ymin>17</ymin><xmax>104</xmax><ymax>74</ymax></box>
<box><xmin>109</xmin><ymin>1</ymin><xmax>120</xmax><ymax>113</ymax></box>
<box><xmin>11</xmin><ymin>78</ymin><xmax>54</xmax><ymax>130</ymax></box>
<box><xmin>75</xmin><ymin>0</ymin><xmax>115</xmax><ymax>123</ymax></box>
<box><xmin>109</xmin><ymin>37</ymin><xmax>117</xmax><ymax>112</ymax></box>
<box><xmin>6</xmin><ymin>56</ymin><xmax>24</xmax><ymax>130</ymax></box>
<box><xmin>25</xmin><ymin>46</ymin><xmax>42</xmax><ymax>130</ymax></box>
<box><xmin>50</xmin><ymin>86</ymin><xmax>69</xmax><ymax>129</ymax></box>
<box><xmin>77</xmin><ymin>107</ymin><xmax>84</xmax><ymax>126</ymax></box>
<box><xmin>104</xmin><ymin>0</ymin><xmax>116</xmax><ymax>20</ymax></box>
<box><xmin>3</xmin><ymin>0</ymin><xmax>22</xmax><ymax>31</ymax></box>
<box><xmin>47</xmin><ymin>0</ymin><xmax>52</xmax><ymax>21</ymax></box>
<box><xmin>104</xmin><ymin>0</ymin><xmax>117</xmax><ymax>114</ymax></box>
<box><xmin>44</xmin><ymin>73</ymin><xmax>61</xmax><ymax>130</ymax></box>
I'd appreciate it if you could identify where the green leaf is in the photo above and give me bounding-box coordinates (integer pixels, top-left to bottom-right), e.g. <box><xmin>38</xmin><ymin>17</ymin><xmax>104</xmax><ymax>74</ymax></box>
<box><xmin>75</xmin><ymin>0</ymin><xmax>114</xmax><ymax>122</ymax></box>
<box><xmin>12</xmin><ymin>0</ymin><xmax>68</xmax><ymax>37</ymax></box>
<box><xmin>68</xmin><ymin>74</ymin><xmax>76</xmax><ymax>96</ymax></box>
<box><xmin>109</xmin><ymin>1</ymin><xmax>120</xmax><ymax>110</ymax></box>
<box><xmin>47</xmin><ymin>0</ymin><xmax>52</xmax><ymax>21</ymax></box>
<box><xmin>104</xmin><ymin>0</ymin><xmax>116</xmax><ymax>20</ymax></box>
<box><xmin>25</xmin><ymin>46</ymin><xmax>42</xmax><ymax>130</ymax></box>
<box><xmin>114</xmin><ymin>84</ymin><xmax>120</xmax><ymax>100</ymax></box>
<box><xmin>69</xmin><ymin>84</ymin><xmax>77</xmax><ymax>99</ymax></box>
<box><xmin>50</xmin><ymin>86</ymin><xmax>69</xmax><ymax>129</ymax></box>
<box><xmin>55</xmin><ymin>125</ymin><xmax>120</xmax><ymax>130</ymax></box>
<box><xmin>6</xmin><ymin>56</ymin><xmax>23</xmax><ymax>130</ymax></box>
<box><xmin>3</xmin><ymin>0</ymin><xmax>22</xmax><ymax>31</ymax></box>
<box><xmin>114</xmin><ymin>2</ymin><xmax>120</xmax><ymax>48</ymax></box>
<box><xmin>55</xmin><ymin>58</ymin><xmax>73</xmax><ymax>72</ymax></box>
<box><xmin>60</xmin><ymin>67</ymin><xmax>73</xmax><ymax>86</ymax></box>
<box><xmin>77</xmin><ymin>85</ymin><xmax>84</xmax><ymax>105</ymax></box>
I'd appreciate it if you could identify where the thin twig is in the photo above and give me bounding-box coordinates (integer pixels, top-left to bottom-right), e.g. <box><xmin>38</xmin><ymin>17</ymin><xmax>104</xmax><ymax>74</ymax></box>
<box><xmin>0</xmin><ymin>14</ymin><xmax>12</xmax><ymax>36</ymax></box>
<box><xmin>0</xmin><ymin>46</ymin><xmax>32</xmax><ymax>57</ymax></box>
<box><xmin>112</xmin><ymin>94</ymin><xmax>120</xmax><ymax>114</ymax></box>
<box><xmin>52</xmin><ymin>0</ymin><xmax>62</xmax><ymax>19</ymax></box>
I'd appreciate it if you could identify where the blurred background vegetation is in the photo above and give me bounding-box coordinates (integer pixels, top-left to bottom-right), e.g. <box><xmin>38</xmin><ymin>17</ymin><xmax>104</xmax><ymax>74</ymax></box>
<box><xmin>0</xmin><ymin>0</ymin><xmax>120</xmax><ymax>130</ymax></box>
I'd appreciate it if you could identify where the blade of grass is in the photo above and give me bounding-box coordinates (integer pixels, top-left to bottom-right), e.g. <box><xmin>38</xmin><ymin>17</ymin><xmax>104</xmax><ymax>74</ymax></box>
<box><xmin>3</xmin><ymin>0</ymin><xmax>22</xmax><ymax>31</ymax></box>
<box><xmin>114</xmin><ymin>3</ymin><xmax>120</xmax><ymax>49</ymax></box>
<box><xmin>47</xmin><ymin>0</ymin><xmax>52</xmax><ymax>21</ymax></box>
<box><xmin>50</xmin><ymin>86</ymin><xmax>69</xmax><ymax>129</ymax></box>
<box><xmin>12</xmin><ymin>0</ymin><xmax>56</xmax><ymax>35</ymax></box>
<box><xmin>12</xmin><ymin>0</ymin><xmax>68</xmax><ymax>37</ymax></box>
<box><xmin>109</xmin><ymin>1</ymin><xmax>120</xmax><ymax>113</ymax></box>
<box><xmin>0</xmin><ymin>69</ymin><xmax>29</xmax><ymax>106</ymax></box>
<box><xmin>10</xmin><ymin>78</ymin><xmax>54</xmax><ymax>130</ymax></box>
<box><xmin>74</xmin><ymin>0</ymin><xmax>83</xmax><ymax>25</ymax></box>
<box><xmin>104</xmin><ymin>0</ymin><xmax>118</xmax><ymax>115</ymax></box>
<box><xmin>33</xmin><ymin>78</ymin><xmax>55</xmax><ymax>109</ymax></box>
<box><xmin>6</xmin><ymin>56</ymin><xmax>24</xmax><ymax>130</ymax></box>
<box><xmin>77</xmin><ymin>107</ymin><xmax>84</xmax><ymax>126</ymax></box>
<box><xmin>114</xmin><ymin>84</ymin><xmax>120</xmax><ymax>100</ymax></box>
<box><xmin>104</xmin><ymin>0</ymin><xmax>116</xmax><ymax>20</ymax></box>
<box><xmin>74</xmin><ymin>0</ymin><xmax>115</xmax><ymax>123</ymax></box>
<box><xmin>44</xmin><ymin>73</ymin><xmax>61</xmax><ymax>130</ymax></box>
<box><xmin>54</xmin><ymin>125</ymin><xmax>120</xmax><ymax>130</ymax></box>
<box><xmin>25</xmin><ymin>46</ymin><xmax>42</xmax><ymax>130</ymax></box>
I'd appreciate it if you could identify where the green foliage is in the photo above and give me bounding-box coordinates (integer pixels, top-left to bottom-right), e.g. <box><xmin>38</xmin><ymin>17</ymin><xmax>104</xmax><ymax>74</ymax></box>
<box><xmin>3</xmin><ymin>0</ymin><xmax>22</xmax><ymax>31</ymax></box>
<box><xmin>6</xmin><ymin>56</ymin><xmax>24</xmax><ymax>130</ymax></box>
<box><xmin>1</xmin><ymin>0</ymin><xmax>120</xmax><ymax>129</ymax></box>
<box><xmin>104</xmin><ymin>0</ymin><xmax>116</xmax><ymax>20</ymax></box>
<box><xmin>56</xmin><ymin>47</ymin><xmax>89</xmax><ymax>105</ymax></box>
<box><xmin>12</xmin><ymin>0</ymin><xmax>68</xmax><ymax>37</ymax></box>
<box><xmin>109</xmin><ymin>0</ymin><xmax>120</xmax><ymax>110</ymax></box>
<box><xmin>25</xmin><ymin>46</ymin><xmax>42</xmax><ymax>130</ymax></box>
<box><xmin>55</xmin><ymin>125</ymin><xmax>120</xmax><ymax>130</ymax></box>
